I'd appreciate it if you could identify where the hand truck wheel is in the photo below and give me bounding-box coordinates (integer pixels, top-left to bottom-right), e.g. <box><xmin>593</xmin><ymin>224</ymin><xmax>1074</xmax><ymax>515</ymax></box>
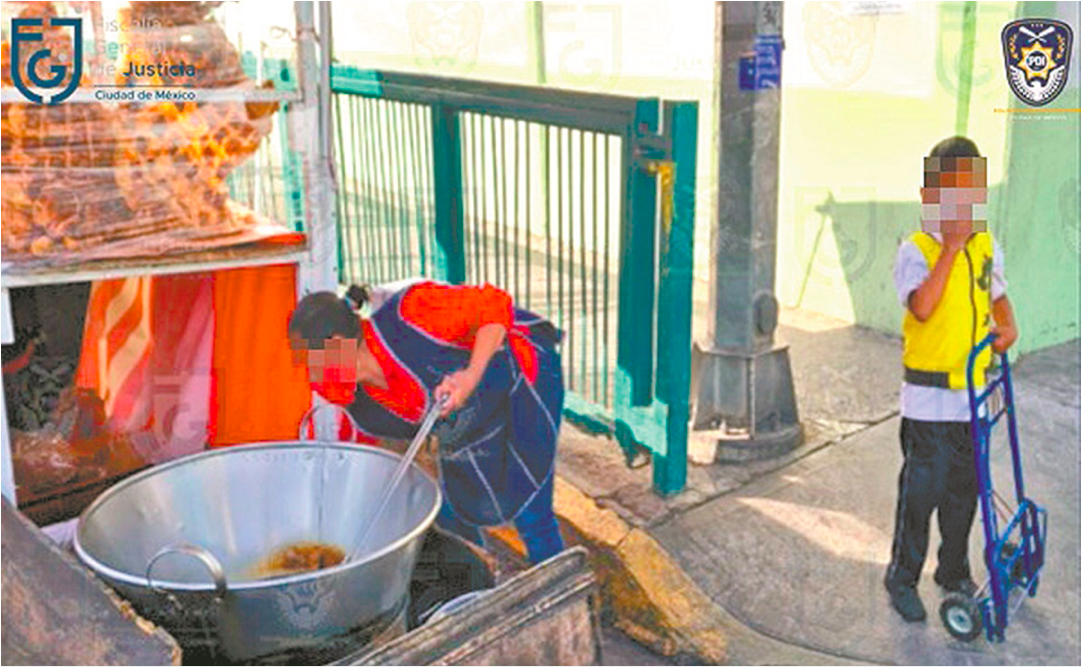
<box><xmin>940</xmin><ymin>593</ymin><xmax>983</xmax><ymax>642</ymax></box>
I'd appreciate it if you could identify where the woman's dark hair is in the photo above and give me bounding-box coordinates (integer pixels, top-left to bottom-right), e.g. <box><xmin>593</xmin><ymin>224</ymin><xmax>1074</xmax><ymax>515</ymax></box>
<box><xmin>343</xmin><ymin>284</ymin><xmax>369</xmax><ymax>310</ymax></box>
<box><xmin>288</xmin><ymin>284</ymin><xmax>369</xmax><ymax>349</ymax></box>
<box><xmin>929</xmin><ymin>136</ymin><xmax>981</xmax><ymax>158</ymax></box>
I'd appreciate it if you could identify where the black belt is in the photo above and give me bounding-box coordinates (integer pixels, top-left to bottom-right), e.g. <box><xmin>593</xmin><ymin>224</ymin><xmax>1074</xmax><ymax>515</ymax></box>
<box><xmin>904</xmin><ymin>366</ymin><xmax>986</xmax><ymax>389</ymax></box>
<box><xmin>904</xmin><ymin>367</ymin><xmax>951</xmax><ymax>388</ymax></box>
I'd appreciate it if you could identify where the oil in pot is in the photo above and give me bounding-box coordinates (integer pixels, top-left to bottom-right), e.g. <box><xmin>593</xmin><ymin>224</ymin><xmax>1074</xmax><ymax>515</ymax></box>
<box><xmin>250</xmin><ymin>541</ymin><xmax>345</xmax><ymax>579</ymax></box>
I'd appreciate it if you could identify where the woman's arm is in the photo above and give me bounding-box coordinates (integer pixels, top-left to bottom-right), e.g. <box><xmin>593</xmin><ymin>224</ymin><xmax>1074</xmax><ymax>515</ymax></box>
<box><xmin>467</xmin><ymin>322</ymin><xmax>508</xmax><ymax>376</ymax></box>
<box><xmin>434</xmin><ymin>322</ymin><xmax>507</xmax><ymax>415</ymax></box>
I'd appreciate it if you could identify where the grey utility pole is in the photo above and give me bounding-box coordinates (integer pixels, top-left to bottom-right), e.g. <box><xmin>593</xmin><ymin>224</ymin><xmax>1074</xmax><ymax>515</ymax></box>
<box><xmin>692</xmin><ymin>1</ymin><xmax>801</xmax><ymax>462</ymax></box>
<box><xmin>294</xmin><ymin>1</ymin><xmax>338</xmax><ymax>297</ymax></box>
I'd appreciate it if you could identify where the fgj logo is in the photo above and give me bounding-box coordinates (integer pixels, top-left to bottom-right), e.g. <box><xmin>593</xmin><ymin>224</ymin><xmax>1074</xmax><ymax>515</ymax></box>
<box><xmin>1001</xmin><ymin>19</ymin><xmax>1073</xmax><ymax>106</ymax></box>
<box><xmin>10</xmin><ymin>16</ymin><xmax>83</xmax><ymax>105</ymax></box>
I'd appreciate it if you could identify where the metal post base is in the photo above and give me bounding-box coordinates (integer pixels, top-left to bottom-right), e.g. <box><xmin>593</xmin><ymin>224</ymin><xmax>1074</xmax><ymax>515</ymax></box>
<box><xmin>690</xmin><ymin>342</ymin><xmax>802</xmax><ymax>464</ymax></box>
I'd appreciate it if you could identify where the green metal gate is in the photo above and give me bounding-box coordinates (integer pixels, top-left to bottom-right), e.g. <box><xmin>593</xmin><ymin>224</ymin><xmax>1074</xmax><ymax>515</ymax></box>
<box><xmin>329</xmin><ymin>67</ymin><xmax>696</xmax><ymax>495</ymax></box>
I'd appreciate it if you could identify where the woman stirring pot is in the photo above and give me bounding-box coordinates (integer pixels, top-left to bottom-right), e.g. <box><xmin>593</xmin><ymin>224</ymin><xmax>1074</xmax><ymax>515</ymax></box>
<box><xmin>288</xmin><ymin>281</ymin><xmax>565</xmax><ymax>565</ymax></box>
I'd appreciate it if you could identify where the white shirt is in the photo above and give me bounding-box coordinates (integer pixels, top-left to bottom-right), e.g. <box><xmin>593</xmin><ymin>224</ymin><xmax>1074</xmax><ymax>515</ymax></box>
<box><xmin>893</xmin><ymin>235</ymin><xmax>1007</xmax><ymax>422</ymax></box>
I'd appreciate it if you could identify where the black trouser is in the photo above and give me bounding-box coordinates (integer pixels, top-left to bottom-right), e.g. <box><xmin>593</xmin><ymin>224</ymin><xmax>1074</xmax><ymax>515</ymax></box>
<box><xmin>886</xmin><ymin>418</ymin><xmax>979</xmax><ymax>588</ymax></box>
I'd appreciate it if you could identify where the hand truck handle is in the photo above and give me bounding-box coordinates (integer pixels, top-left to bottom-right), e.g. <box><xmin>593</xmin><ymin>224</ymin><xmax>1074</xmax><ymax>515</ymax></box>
<box><xmin>966</xmin><ymin>333</ymin><xmax>1001</xmax><ymax>391</ymax></box>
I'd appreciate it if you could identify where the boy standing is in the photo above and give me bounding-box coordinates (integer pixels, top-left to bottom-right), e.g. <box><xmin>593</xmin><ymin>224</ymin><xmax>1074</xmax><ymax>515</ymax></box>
<box><xmin>885</xmin><ymin>136</ymin><xmax>1019</xmax><ymax>621</ymax></box>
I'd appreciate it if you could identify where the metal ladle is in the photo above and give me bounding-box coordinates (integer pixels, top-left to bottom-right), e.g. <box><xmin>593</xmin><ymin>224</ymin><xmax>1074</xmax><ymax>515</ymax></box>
<box><xmin>345</xmin><ymin>394</ymin><xmax>448</xmax><ymax>562</ymax></box>
<box><xmin>297</xmin><ymin>396</ymin><xmax>447</xmax><ymax>563</ymax></box>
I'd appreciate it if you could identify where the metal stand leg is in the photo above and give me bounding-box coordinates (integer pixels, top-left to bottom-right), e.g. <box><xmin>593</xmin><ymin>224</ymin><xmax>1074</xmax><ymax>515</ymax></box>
<box><xmin>692</xmin><ymin>342</ymin><xmax>801</xmax><ymax>463</ymax></box>
<box><xmin>2</xmin><ymin>287</ymin><xmax>16</xmax><ymax>504</ymax></box>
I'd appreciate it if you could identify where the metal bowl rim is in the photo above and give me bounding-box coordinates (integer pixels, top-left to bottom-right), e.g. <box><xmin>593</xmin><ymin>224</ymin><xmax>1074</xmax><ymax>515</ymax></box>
<box><xmin>73</xmin><ymin>441</ymin><xmax>442</xmax><ymax>592</ymax></box>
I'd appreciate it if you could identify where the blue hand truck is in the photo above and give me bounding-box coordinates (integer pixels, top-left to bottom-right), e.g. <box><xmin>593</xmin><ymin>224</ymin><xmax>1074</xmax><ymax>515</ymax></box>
<box><xmin>939</xmin><ymin>334</ymin><xmax>1048</xmax><ymax>642</ymax></box>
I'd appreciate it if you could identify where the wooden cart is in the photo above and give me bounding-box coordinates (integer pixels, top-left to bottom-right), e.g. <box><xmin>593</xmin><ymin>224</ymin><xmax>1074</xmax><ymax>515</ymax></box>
<box><xmin>2</xmin><ymin>498</ymin><xmax>602</xmax><ymax>666</ymax></box>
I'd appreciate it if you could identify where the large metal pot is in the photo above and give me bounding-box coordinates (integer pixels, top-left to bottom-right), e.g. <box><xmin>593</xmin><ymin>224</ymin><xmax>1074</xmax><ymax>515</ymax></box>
<box><xmin>74</xmin><ymin>442</ymin><xmax>441</xmax><ymax>663</ymax></box>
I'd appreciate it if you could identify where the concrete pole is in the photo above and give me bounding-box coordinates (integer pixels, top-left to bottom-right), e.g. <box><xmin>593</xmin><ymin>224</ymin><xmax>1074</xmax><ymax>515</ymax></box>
<box><xmin>691</xmin><ymin>1</ymin><xmax>801</xmax><ymax>463</ymax></box>
<box><xmin>294</xmin><ymin>1</ymin><xmax>338</xmax><ymax>297</ymax></box>
<box><xmin>295</xmin><ymin>1</ymin><xmax>340</xmax><ymax>440</ymax></box>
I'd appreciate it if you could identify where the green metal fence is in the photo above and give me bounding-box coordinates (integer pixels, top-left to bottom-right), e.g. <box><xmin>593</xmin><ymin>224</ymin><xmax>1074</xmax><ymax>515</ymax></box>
<box><xmin>330</xmin><ymin>67</ymin><xmax>697</xmax><ymax>495</ymax></box>
<box><xmin>459</xmin><ymin>115</ymin><xmax>622</xmax><ymax>411</ymax></box>
<box><xmin>333</xmin><ymin>95</ymin><xmax>436</xmax><ymax>283</ymax></box>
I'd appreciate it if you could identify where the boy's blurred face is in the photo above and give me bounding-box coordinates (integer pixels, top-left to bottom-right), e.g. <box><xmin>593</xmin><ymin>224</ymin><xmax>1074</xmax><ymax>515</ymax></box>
<box><xmin>921</xmin><ymin>156</ymin><xmax>988</xmax><ymax>237</ymax></box>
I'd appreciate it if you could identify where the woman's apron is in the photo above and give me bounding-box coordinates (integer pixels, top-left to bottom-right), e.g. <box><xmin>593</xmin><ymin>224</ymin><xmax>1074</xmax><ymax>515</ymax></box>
<box><xmin>344</xmin><ymin>290</ymin><xmax>564</xmax><ymax>527</ymax></box>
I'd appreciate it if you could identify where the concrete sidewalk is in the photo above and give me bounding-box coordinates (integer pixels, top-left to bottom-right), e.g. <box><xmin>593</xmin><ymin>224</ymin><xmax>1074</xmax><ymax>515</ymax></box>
<box><xmin>549</xmin><ymin>311</ymin><xmax>1079</xmax><ymax>664</ymax></box>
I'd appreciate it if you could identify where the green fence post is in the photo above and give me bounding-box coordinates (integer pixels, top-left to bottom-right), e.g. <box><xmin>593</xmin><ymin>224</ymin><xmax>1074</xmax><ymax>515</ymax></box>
<box><xmin>326</xmin><ymin>68</ymin><xmax>347</xmax><ymax>282</ymax></box>
<box><xmin>613</xmin><ymin>99</ymin><xmax>659</xmax><ymax>463</ymax></box>
<box><xmin>652</xmin><ymin>101</ymin><xmax>697</xmax><ymax>495</ymax></box>
<box><xmin>281</xmin><ymin>108</ymin><xmax>306</xmax><ymax>231</ymax></box>
<box><xmin>271</xmin><ymin>58</ymin><xmax>306</xmax><ymax>233</ymax></box>
<box><xmin>617</xmin><ymin>100</ymin><xmax>659</xmax><ymax>404</ymax></box>
<box><xmin>334</xmin><ymin>140</ymin><xmax>346</xmax><ymax>282</ymax></box>
<box><xmin>431</xmin><ymin>104</ymin><xmax>467</xmax><ymax>284</ymax></box>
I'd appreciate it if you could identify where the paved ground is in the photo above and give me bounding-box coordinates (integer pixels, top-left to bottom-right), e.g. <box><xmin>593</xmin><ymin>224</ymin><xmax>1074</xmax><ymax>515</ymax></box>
<box><xmin>601</xmin><ymin>627</ymin><xmax>682</xmax><ymax>666</ymax></box>
<box><xmin>557</xmin><ymin>309</ymin><xmax>1080</xmax><ymax>665</ymax></box>
<box><xmin>557</xmin><ymin>310</ymin><xmax>906</xmax><ymax>527</ymax></box>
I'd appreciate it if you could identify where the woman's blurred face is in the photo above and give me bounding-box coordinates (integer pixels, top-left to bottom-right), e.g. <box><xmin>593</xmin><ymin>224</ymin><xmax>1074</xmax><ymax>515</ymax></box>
<box><xmin>291</xmin><ymin>335</ymin><xmax>360</xmax><ymax>385</ymax></box>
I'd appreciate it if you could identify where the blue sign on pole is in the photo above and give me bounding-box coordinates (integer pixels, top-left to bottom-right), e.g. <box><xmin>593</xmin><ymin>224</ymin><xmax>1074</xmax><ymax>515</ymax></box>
<box><xmin>754</xmin><ymin>34</ymin><xmax>783</xmax><ymax>89</ymax></box>
<box><xmin>739</xmin><ymin>54</ymin><xmax>756</xmax><ymax>91</ymax></box>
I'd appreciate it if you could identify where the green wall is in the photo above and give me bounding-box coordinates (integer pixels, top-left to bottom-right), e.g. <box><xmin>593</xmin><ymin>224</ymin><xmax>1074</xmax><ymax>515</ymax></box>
<box><xmin>993</xmin><ymin>2</ymin><xmax>1081</xmax><ymax>351</ymax></box>
<box><xmin>776</xmin><ymin>1</ymin><xmax>1080</xmax><ymax>354</ymax></box>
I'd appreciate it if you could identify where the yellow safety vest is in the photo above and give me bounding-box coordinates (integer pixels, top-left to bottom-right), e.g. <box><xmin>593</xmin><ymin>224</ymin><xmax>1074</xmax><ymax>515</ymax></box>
<box><xmin>902</xmin><ymin>231</ymin><xmax>994</xmax><ymax>390</ymax></box>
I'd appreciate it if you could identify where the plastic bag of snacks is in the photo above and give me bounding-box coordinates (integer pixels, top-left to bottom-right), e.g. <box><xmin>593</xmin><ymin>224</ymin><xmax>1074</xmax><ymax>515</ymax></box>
<box><xmin>10</xmin><ymin>387</ymin><xmax>147</xmax><ymax>499</ymax></box>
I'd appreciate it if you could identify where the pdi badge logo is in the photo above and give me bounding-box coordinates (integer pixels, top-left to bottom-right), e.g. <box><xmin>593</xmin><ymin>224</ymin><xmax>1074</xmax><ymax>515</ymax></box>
<box><xmin>10</xmin><ymin>16</ymin><xmax>83</xmax><ymax>105</ymax></box>
<box><xmin>1001</xmin><ymin>19</ymin><xmax>1073</xmax><ymax>106</ymax></box>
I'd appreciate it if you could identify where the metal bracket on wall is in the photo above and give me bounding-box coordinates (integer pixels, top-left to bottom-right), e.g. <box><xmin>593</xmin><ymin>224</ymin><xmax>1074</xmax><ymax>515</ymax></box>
<box><xmin>643</xmin><ymin>160</ymin><xmax>675</xmax><ymax>232</ymax></box>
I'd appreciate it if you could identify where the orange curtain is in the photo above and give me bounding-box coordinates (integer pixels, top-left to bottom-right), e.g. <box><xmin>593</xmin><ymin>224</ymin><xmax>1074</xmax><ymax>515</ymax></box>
<box><xmin>208</xmin><ymin>263</ymin><xmax>312</xmax><ymax>447</ymax></box>
<box><xmin>74</xmin><ymin>277</ymin><xmax>153</xmax><ymax>431</ymax></box>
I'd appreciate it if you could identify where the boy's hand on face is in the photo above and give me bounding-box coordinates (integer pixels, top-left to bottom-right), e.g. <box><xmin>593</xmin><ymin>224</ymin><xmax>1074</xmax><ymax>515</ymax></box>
<box><xmin>941</xmin><ymin>231</ymin><xmax>969</xmax><ymax>254</ymax></box>
<box><xmin>940</xmin><ymin>220</ymin><xmax>974</xmax><ymax>254</ymax></box>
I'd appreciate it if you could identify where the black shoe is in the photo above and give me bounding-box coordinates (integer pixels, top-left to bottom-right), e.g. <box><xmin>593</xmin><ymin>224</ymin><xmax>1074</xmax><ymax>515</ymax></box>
<box><xmin>885</xmin><ymin>580</ymin><xmax>927</xmax><ymax>622</ymax></box>
<box><xmin>934</xmin><ymin>572</ymin><xmax>978</xmax><ymax>597</ymax></box>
